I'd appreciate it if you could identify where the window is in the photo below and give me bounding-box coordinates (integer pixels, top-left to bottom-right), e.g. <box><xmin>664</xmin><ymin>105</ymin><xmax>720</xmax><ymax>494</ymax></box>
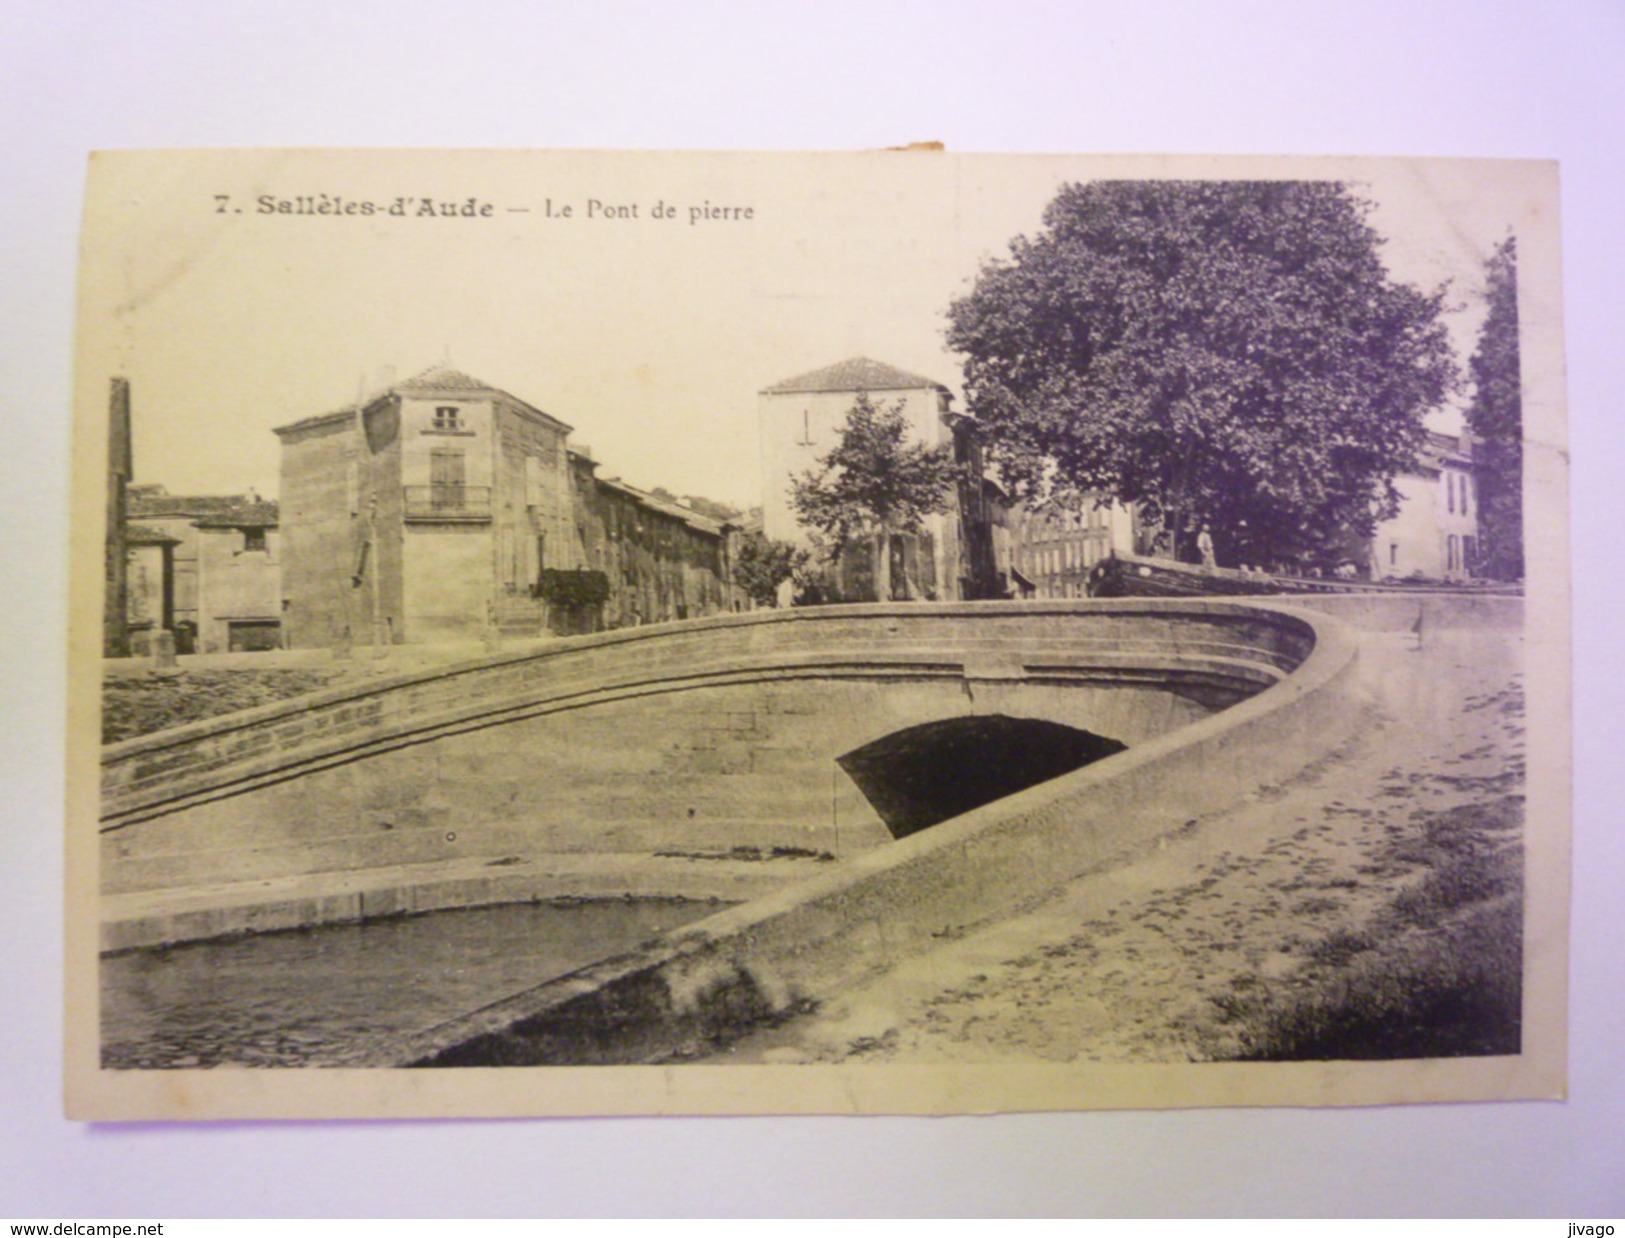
<box><xmin>433</xmin><ymin>405</ymin><xmax>463</xmax><ymax>431</ymax></box>
<box><xmin>228</xmin><ymin>620</ymin><xmax>281</xmax><ymax>653</ymax></box>
<box><xmin>242</xmin><ymin>527</ymin><xmax>267</xmax><ymax>553</ymax></box>
<box><xmin>525</xmin><ymin>456</ymin><xmax>545</xmax><ymax>508</ymax></box>
<box><xmin>430</xmin><ymin>448</ymin><xmax>465</xmax><ymax>507</ymax></box>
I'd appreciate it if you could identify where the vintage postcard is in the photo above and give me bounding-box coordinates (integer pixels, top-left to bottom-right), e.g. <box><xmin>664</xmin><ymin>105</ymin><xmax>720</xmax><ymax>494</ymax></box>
<box><xmin>65</xmin><ymin>149</ymin><xmax>1569</xmax><ymax>1119</ymax></box>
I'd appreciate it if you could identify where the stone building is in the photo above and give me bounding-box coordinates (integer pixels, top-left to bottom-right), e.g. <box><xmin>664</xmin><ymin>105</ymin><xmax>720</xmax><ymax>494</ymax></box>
<box><xmin>1006</xmin><ymin>499</ymin><xmax>1138</xmax><ymax>599</ymax></box>
<box><xmin>191</xmin><ymin>502</ymin><xmax>283</xmax><ymax>651</ymax></box>
<box><xmin>125</xmin><ymin>487</ymin><xmax>281</xmax><ymax>653</ymax></box>
<box><xmin>757</xmin><ymin>356</ymin><xmax>1004</xmax><ymax>601</ymax></box>
<box><xmin>123</xmin><ymin>524</ymin><xmax>177</xmax><ymax>644</ymax></box>
<box><xmin>1370</xmin><ymin>430</ymin><xmax>1481</xmax><ymax>581</ymax></box>
<box><xmin>566</xmin><ymin>457</ymin><xmax>741</xmax><ymax>632</ymax></box>
<box><xmin>275</xmin><ymin>366</ymin><xmax>739</xmax><ymax>647</ymax></box>
<box><xmin>275</xmin><ymin>366</ymin><xmax>575</xmax><ymax>647</ymax></box>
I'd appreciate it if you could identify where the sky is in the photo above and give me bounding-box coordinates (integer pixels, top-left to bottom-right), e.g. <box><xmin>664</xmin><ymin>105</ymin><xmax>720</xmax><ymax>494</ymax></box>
<box><xmin>76</xmin><ymin>150</ymin><xmax>1544</xmax><ymax>513</ymax></box>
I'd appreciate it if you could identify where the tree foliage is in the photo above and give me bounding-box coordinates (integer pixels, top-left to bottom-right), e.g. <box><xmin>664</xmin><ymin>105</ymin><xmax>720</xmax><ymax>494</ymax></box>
<box><xmin>1465</xmin><ymin>235</ymin><xmax>1522</xmax><ymax>580</ymax></box>
<box><xmin>945</xmin><ymin>180</ymin><xmax>1458</xmax><ymax>566</ymax></box>
<box><xmin>788</xmin><ymin>393</ymin><xmax>959</xmax><ymax>599</ymax></box>
<box><xmin>535</xmin><ymin>568</ymin><xmax>611</xmax><ymax>608</ymax></box>
<box><xmin>732</xmin><ymin>529</ymin><xmax>807</xmax><ymax>607</ymax></box>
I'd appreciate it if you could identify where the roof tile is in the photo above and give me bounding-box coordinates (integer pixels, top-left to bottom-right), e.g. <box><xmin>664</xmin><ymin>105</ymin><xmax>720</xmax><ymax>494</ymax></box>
<box><xmin>192</xmin><ymin>501</ymin><xmax>280</xmax><ymax>528</ymax></box>
<box><xmin>761</xmin><ymin>356</ymin><xmax>949</xmax><ymax>395</ymax></box>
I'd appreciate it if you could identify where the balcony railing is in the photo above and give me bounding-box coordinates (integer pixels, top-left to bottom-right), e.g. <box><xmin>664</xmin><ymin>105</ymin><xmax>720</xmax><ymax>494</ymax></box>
<box><xmin>403</xmin><ymin>484</ymin><xmax>493</xmax><ymax>522</ymax></box>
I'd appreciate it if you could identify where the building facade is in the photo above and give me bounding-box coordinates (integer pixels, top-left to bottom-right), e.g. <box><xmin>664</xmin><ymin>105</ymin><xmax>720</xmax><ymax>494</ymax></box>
<box><xmin>1006</xmin><ymin>499</ymin><xmax>1138</xmax><ymax>599</ymax></box>
<box><xmin>125</xmin><ymin>487</ymin><xmax>281</xmax><ymax>653</ymax></box>
<box><xmin>757</xmin><ymin>356</ymin><xmax>1004</xmax><ymax>601</ymax></box>
<box><xmin>567</xmin><ymin>459</ymin><xmax>740</xmax><ymax>631</ymax></box>
<box><xmin>191</xmin><ymin>502</ymin><xmax>284</xmax><ymax>651</ymax></box>
<box><xmin>275</xmin><ymin>366</ymin><xmax>575</xmax><ymax>647</ymax></box>
<box><xmin>275</xmin><ymin>366</ymin><xmax>740</xmax><ymax>647</ymax></box>
<box><xmin>1370</xmin><ymin>431</ymin><xmax>1481</xmax><ymax>582</ymax></box>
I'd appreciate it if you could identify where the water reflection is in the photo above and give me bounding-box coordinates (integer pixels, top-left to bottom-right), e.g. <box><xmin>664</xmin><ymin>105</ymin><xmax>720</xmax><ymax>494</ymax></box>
<box><xmin>102</xmin><ymin>898</ymin><xmax>725</xmax><ymax>1068</ymax></box>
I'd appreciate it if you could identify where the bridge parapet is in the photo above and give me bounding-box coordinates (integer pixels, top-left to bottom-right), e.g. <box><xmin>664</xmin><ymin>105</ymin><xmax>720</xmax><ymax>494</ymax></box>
<box><xmin>101</xmin><ymin>600</ymin><xmax>1317</xmax><ymax>832</ymax></box>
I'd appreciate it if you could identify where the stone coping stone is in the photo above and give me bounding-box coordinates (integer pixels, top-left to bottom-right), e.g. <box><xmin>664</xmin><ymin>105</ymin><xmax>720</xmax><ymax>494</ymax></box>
<box><xmin>100</xmin><ymin>852</ymin><xmax>822</xmax><ymax>952</ymax></box>
<box><xmin>101</xmin><ymin>601</ymin><xmax>1318</xmax><ymax>828</ymax></box>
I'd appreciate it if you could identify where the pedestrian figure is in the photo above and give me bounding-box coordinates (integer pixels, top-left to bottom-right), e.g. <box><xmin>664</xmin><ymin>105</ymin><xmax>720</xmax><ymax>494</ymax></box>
<box><xmin>1197</xmin><ymin>523</ymin><xmax>1216</xmax><ymax>569</ymax></box>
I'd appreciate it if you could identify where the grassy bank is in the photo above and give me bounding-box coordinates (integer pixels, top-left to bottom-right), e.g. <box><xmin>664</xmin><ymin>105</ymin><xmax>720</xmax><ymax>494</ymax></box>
<box><xmin>1211</xmin><ymin>793</ymin><xmax>1524</xmax><ymax>1060</ymax></box>
<box><xmin>101</xmin><ymin>669</ymin><xmax>350</xmax><ymax>744</ymax></box>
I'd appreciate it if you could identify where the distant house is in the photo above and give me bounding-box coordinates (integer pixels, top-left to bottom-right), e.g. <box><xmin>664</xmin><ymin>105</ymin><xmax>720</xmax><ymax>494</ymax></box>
<box><xmin>567</xmin><ymin>455</ymin><xmax>741</xmax><ymax>631</ymax></box>
<box><xmin>191</xmin><ymin>501</ymin><xmax>283</xmax><ymax>651</ymax></box>
<box><xmin>1371</xmin><ymin>431</ymin><xmax>1481</xmax><ymax>582</ymax></box>
<box><xmin>274</xmin><ymin>365</ymin><xmax>740</xmax><ymax>647</ymax></box>
<box><xmin>1006</xmin><ymin>499</ymin><xmax>1138</xmax><ymax>599</ymax></box>
<box><xmin>125</xmin><ymin>487</ymin><xmax>281</xmax><ymax>653</ymax></box>
<box><xmin>757</xmin><ymin>356</ymin><xmax>1005</xmax><ymax>601</ymax></box>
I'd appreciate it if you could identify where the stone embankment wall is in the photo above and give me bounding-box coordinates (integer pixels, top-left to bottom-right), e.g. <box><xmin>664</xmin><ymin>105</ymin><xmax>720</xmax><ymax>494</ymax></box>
<box><xmin>1282</xmin><ymin>590</ymin><xmax>1522</xmax><ymax>632</ymax></box>
<box><xmin>402</xmin><ymin>596</ymin><xmax>1528</xmax><ymax>1068</ymax></box>
<box><xmin>399</xmin><ymin>600</ymin><xmax>1370</xmax><ymax>1067</ymax></box>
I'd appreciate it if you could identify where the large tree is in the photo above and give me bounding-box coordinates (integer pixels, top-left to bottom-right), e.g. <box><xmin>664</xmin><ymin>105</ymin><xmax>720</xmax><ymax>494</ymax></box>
<box><xmin>945</xmin><ymin>180</ymin><xmax>1458</xmax><ymax>567</ymax></box>
<box><xmin>789</xmin><ymin>392</ymin><xmax>959</xmax><ymax>601</ymax></box>
<box><xmin>1465</xmin><ymin>235</ymin><xmax>1522</xmax><ymax>580</ymax></box>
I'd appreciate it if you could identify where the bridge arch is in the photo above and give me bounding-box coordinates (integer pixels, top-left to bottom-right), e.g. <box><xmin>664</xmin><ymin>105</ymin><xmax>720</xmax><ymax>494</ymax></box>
<box><xmin>837</xmin><ymin>714</ymin><xmax>1127</xmax><ymax>839</ymax></box>
<box><xmin>99</xmin><ymin>599</ymin><xmax>1332</xmax><ymax>950</ymax></box>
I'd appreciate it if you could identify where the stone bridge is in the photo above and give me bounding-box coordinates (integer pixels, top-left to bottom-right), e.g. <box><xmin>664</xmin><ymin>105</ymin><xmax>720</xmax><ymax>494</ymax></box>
<box><xmin>100</xmin><ymin>599</ymin><xmax>1367</xmax><ymax>959</ymax></box>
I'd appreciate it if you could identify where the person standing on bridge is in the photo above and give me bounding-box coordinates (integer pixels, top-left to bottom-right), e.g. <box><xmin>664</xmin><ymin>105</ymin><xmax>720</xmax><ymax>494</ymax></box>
<box><xmin>1197</xmin><ymin>523</ymin><xmax>1217</xmax><ymax>569</ymax></box>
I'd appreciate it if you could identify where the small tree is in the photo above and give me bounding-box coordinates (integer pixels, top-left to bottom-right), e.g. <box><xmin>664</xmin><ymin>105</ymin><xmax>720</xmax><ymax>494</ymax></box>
<box><xmin>1466</xmin><ymin>235</ymin><xmax>1522</xmax><ymax>580</ymax></box>
<box><xmin>732</xmin><ymin>530</ymin><xmax>807</xmax><ymax>607</ymax></box>
<box><xmin>789</xmin><ymin>392</ymin><xmax>959</xmax><ymax>601</ymax></box>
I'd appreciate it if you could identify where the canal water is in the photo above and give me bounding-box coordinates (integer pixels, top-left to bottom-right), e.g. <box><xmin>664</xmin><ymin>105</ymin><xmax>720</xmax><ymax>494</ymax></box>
<box><xmin>101</xmin><ymin>898</ymin><xmax>726</xmax><ymax>1068</ymax></box>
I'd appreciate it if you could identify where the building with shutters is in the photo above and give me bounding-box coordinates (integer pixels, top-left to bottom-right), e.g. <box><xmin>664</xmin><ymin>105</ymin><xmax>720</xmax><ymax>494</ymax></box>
<box><xmin>124</xmin><ymin>486</ymin><xmax>281</xmax><ymax>654</ymax></box>
<box><xmin>274</xmin><ymin>365</ymin><xmax>740</xmax><ymax>647</ymax></box>
<box><xmin>757</xmin><ymin>356</ymin><xmax>1006</xmax><ymax>601</ymax></box>
<box><xmin>1369</xmin><ymin>430</ymin><xmax>1482</xmax><ymax>582</ymax></box>
<box><xmin>1005</xmin><ymin>499</ymin><xmax>1138</xmax><ymax>599</ymax></box>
